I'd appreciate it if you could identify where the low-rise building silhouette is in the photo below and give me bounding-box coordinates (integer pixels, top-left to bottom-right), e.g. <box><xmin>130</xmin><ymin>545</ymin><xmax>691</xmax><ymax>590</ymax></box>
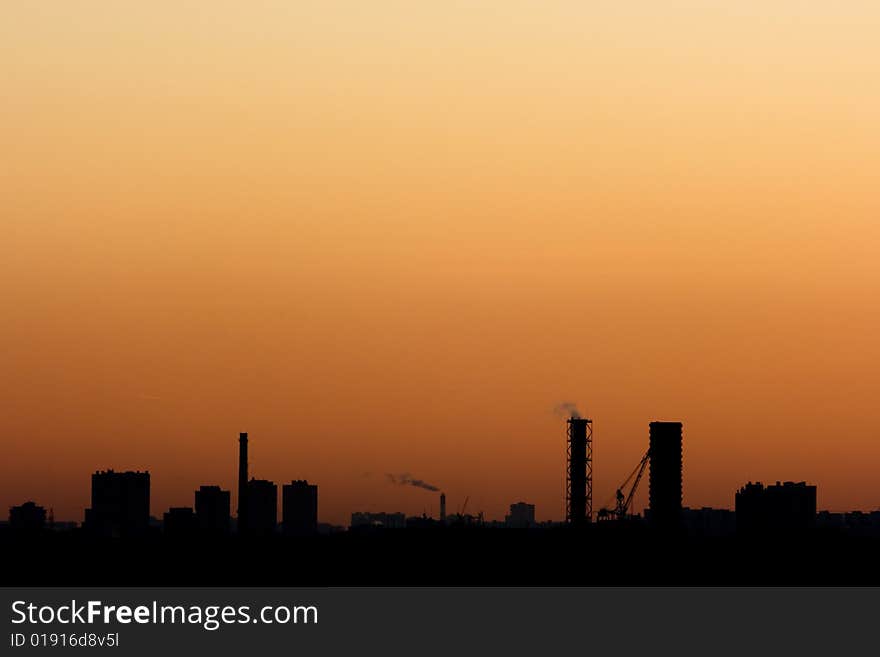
<box><xmin>195</xmin><ymin>485</ymin><xmax>230</xmax><ymax>534</ymax></box>
<box><xmin>735</xmin><ymin>481</ymin><xmax>816</xmax><ymax>534</ymax></box>
<box><xmin>815</xmin><ymin>510</ymin><xmax>880</xmax><ymax>537</ymax></box>
<box><xmin>51</xmin><ymin>521</ymin><xmax>79</xmax><ymax>532</ymax></box>
<box><xmin>351</xmin><ymin>512</ymin><xmax>406</xmax><ymax>529</ymax></box>
<box><xmin>406</xmin><ymin>515</ymin><xmax>441</xmax><ymax>529</ymax></box>
<box><xmin>506</xmin><ymin>502</ymin><xmax>536</xmax><ymax>528</ymax></box>
<box><xmin>163</xmin><ymin>507</ymin><xmax>196</xmax><ymax>536</ymax></box>
<box><xmin>9</xmin><ymin>501</ymin><xmax>46</xmax><ymax>532</ymax></box>
<box><xmin>282</xmin><ymin>480</ymin><xmax>318</xmax><ymax>536</ymax></box>
<box><xmin>84</xmin><ymin>470</ymin><xmax>150</xmax><ymax>537</ymax></box>
<box><xmin>242</xmin><ymin>479</ymin><xmax>277</xmax><ymax>536</ymax></box>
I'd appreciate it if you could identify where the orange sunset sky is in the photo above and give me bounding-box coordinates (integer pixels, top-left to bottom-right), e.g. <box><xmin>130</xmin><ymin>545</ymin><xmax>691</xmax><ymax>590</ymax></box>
<box><xmin>3</xmin><ymin>3</ymin><xmax>879</xmax><ymax>525</ymax></box>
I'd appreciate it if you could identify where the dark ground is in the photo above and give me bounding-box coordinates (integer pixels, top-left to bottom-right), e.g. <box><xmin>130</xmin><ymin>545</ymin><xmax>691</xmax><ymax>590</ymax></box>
<box><xmin>2</xmin><ymin>525</ymin><xmax>878</xmax><ymax>586</ymax></box>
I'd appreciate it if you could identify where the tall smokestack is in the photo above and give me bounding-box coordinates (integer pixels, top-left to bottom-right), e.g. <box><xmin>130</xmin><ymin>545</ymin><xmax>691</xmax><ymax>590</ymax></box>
<box><xmin>238</xmin><ymin>432</ymin><xmax>248</xmax><ymax>533</ymax></box>
<box><xmin>440</xmin><ymin>493</ymin><xmax>446</xmax><ymax>523</ymax></box>
<box><xmin>566</xmin><ymin>417</ymin><xmax>593</xmax><ymax>526</ymax></box>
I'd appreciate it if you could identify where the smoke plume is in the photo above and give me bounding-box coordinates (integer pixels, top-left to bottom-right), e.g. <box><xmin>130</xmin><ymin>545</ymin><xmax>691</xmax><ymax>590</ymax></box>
<box><xmin>554</xmin><ymin>402</ymin><xmax>582</xmax><ymax>419</ymax></box>
<box><xmin>386</xmin><ymin>473</ymin><xmax>441</xmax><ymax>492</ymax></box>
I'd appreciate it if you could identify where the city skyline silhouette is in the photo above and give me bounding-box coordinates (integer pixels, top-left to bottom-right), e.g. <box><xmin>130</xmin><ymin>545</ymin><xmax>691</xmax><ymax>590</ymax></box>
<box><xmin>3</xmin><ymin>407</ymin><xmax>879</xmax><ymax>527</ymax></box>
<box><xmin>5</xmin><ymin>2</ymin><xmax>880</xmax><ymax>593</ymax></box>
<box><xmin>5</xmin><ymin>418</ymin><xmax>879</xmax><ymax>587</ymax></box>
<box><xmin>1</xmin><ymin>417</ymin><xmax>860</xmax><ymax>533</ymax></box>
<box><xmin>6</xmin><ymin>5</ymin><xmax>880</xmax><ymax>531</ymax></box>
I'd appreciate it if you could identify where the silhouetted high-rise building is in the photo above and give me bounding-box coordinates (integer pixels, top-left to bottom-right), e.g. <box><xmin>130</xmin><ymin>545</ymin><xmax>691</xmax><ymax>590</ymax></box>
<box><xmin>163</xmin><ymin>507</ymin><xmax>196</xmax><ymax>536</ymax></box>
<box><xmin>735</xmin><ymin>481</ymin><xmax>816</xmax><ymax>534</ymax></box>
<box><xmin>195</xmin><ymin>485</ymin><xmax>230</xmax><ymax>534</ymax></box>
<box><xmin>9</xmin><ymin>501</ymin><xmax>46</xmax><ymax>532</ymax></box>
<box><xmin>243</xmin><ymin>479</ymin><xmax>277</xmax><ymax>536</ymax></box>
<box><xmin>648</xmin><ymin>422</ymin><xmax>682</xmax><ymax>530</ymax></box>
<box><xmin>506</xmin><ymin>502</ymin><xmax>536</xmax><ymax>528</ymax></box>
<box><xmin>237</xmin><ymin>432</ymin><xmax>248</xmax><ymax>533</ymax></box>
<box><xmin>84</xmin><ymin>470</ymin><xmax>150</xmax><ymax>537</ymax></box>
<box><xmin>282</xmin><ymin>480</ymin><xmax>318</xmax><ymax>536</ymax></box>
<box><xmin>566</xmin><ymin>417</ymin><xmax>593</xmax><ymax>525</ymax></box>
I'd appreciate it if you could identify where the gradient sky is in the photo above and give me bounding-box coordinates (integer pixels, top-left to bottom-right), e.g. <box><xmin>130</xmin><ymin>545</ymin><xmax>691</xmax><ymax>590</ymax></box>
<box><xmin>3</xmin><ymin>2</ymin><xmax>879</xmax><ymax>524</ymax></box>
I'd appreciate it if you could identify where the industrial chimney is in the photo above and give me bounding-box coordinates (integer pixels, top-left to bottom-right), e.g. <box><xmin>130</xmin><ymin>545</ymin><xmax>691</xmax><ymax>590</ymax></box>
<box><xmin>238</xmin><ymin>432</ymin><xmax>248</xmax><ymax>533</ymax></box>
<box><xmin>566</xmin><ymin>417</ymin><xmax>593</xmax><ymax>525</ymax></box>
<box><xmin>440</xmin><ymin>492</ymin><xmax>446</xmax><ymax>523</ymax></box>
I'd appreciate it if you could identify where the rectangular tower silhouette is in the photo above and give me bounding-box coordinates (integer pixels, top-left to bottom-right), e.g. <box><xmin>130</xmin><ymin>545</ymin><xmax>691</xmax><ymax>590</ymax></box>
<box><xmin>237</xmin><ymin>432</ymin><xmax>248</xmax><ymax>533</ymax></box>
<box><xmin>84</xmin><ymin>470</ymin><xmax>150</xmax><ymax>537</ymax></box>
<box><xmin>735</xmin><ymin>481</ymin><xmax>816</xmax><ymax>534</ymax></box>
<box><xmin>506</xmin><ymin>502</ymin><xmax>536</xmax><ymax>528</ymax></box>
<box><xmin>648</xmin><ymin>422</ymin><xmax>682</xmax><ymax>530</ymax></box>
<box><xmin>282</xmin><ymin>480</ymin><xmax>318</xmax><ymax>536</ymax></box>
<box><xmin>195</xmin><ymin>485</ymin><xmax>231</xmax><ymax>534</ymax></box>
<box><xmin>244</xmin><ymin>479</ymin><xmax>277</xmax><ymax>536</ymax></box>
<box><xmin>9</xmin><ymin>501</ymin><xmax>46</xmax><ymax>532</ymax></box>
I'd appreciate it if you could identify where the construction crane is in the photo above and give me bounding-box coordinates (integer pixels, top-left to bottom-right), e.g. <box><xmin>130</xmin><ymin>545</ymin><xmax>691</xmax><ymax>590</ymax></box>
<box><xmin>449</xmin><ymin>496</ymin><xmax>471</xmax><ymax>526</ymax></box>
<box><xmin>598</xmin><ymin>448</ymin><xmax>650</xmax><ymax>521</ymax></box>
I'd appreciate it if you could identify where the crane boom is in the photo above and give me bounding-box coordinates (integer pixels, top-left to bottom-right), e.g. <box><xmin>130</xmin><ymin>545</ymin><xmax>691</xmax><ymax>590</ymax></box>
<box><xmin>598</xmin><ymin>448</ymin><xmax>651</xmax><ymax>521</ymax></box>
<box><xmin>617</xmin><ymin>449</ymin><xmax>650</xmax><ymax>518</ymax></box>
